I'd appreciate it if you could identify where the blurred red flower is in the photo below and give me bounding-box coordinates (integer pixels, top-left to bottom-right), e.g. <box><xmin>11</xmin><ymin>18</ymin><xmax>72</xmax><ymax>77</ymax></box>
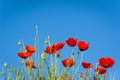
<box><xmin>95</xmin><ymin>67</ymin><xmax>106</xmax><ymax>74</ymax></box>
<box><xmin>53</xmin><ymin>42</ymin><xmax>65</xmax><ymax>51</ymax></box>
<box><xmin>66</xmin><ymin>38</ymin><xmax>77</xmax><ymax>47</ymax></box>
<box><xmin>62</xmin><ymin>58</ymin><xmax>75</xmax><ymax>68</ymax></box>
<box><xmin>25</xmin><ymin>45</ymin><xmax>36</xmax><ymax>53</ymax></box>
<box><xmin>44</xmin><ymin>45</ymin><xmax>57</xmax><ymax>54</ymax></box>
<box><xmin>99</xmin><ymin>57</ymin><xmax>115</xmax><ymax>68</ymax></box>
<box><xmin>81</xmin><ymin>62</ymin><xmax>93</xmax><ymax>69</ymax></box>
<box><xmin>77</xmin><ymin>41</ymin><xmax>89</xmax><ymax>51</ymax></box>
<box><xmin>25</xmin><ymin>61</ymin><xmax>36</xmax><ymax>68</ymax></box>
<box><xmin>18</xmin><ymin>52</ymin><xmax>32</xmax><ymax>59</ymax></box>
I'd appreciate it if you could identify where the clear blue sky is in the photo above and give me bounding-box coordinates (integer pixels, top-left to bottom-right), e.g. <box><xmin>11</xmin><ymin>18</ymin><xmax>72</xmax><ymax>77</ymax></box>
<box><xmin>0</xmin><ymin>0</ymin><xmax>120</xmax><ymax>79</ymax></box>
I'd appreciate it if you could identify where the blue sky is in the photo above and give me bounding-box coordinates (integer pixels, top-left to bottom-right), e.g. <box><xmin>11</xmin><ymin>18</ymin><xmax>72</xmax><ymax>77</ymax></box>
<box><xmin>0</xmin><ymin>0</ymin><xmax>120</xmax><ymax>79</ymax></box>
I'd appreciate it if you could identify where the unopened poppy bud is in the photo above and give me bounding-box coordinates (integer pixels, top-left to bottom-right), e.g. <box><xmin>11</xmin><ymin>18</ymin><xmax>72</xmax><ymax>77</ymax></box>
<box><xmin>18</xmin><ymin>41</ymin><xmax>21</xmax><ymax>46</ymax></box>
<box><xmin>57</xmin><ymin>54</ymin><xmax>61</xmax><ymax>58</ymax></box>
<box><xmin>47</xmin><ymin>35</ymin><xmax>50</xmax><ymax>39</ymax></box>
<box><xmin>35</xmin><ymin>25</ymin><xmax>38</xmax><ymax>29</ymax></box>
<box><xmin>45</xmin><ymin>40</ymin><xmax>48</xmax><ymax>44</ymax></box>
<box><xmin>3</xmin><ymin>62</ymin><xmax>7</xmax><ymax>67</ymax></box>
<box><xmin>41</xmin><ymin>53</ymin><xmax>46</xmax><ymax>60</ymax></box>
<box><xmin>22</xmin><ymin>60</ymin><xmax>25</xmax><ymax>64</ymax></box>
<box><xmin>1</xmin><ymin>71</ymin><xmax>5</xmax><ymax>75</ymax></box>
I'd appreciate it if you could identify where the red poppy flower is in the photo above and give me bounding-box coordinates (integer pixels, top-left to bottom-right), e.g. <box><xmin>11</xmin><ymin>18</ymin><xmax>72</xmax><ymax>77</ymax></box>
<box><xmin>99</xmin><ymin>57</ymin><xmax>115</xmax><ymax>68</ymax></box>
<box><xmin>95</xmin><ymin>68</ymin><xmax>106</xmax><ymax>74</ymax></box>
<box><xmin>44</xmin><ymin>45</ymin><xmax>57</xmax><ymax>54</ymax></box>
<box><xmin>62</xmin><ymin>58</ymin><xmax>75</xmax><ymax>68</ymax></box>
<box><xmin>25</xmin><ymin>45</ymin><xmax>36</xmax><ymax>53</ymax></box>
<box><xmin>18</xmin><ymin>52</ymin><xmax>32</xmax><ymax>59</ymax></box>
<box><xmin>81</xmin><ymin>62</ymin><xmax>93</xmax><ymax>69</ymax></box>
<box><xmin>77</xmin><ymin>41</ymin><xmax>89</xmax><ymax>51</ymax></box>
<box><xmin>66</xmin><ymin>38</ymin><xmax>77</xmax><ymax>47</ymax></box>
<box><xmin>25</xmin><ymin>61</ymin><xmax>36</xmax><ymax>68</ymax></box>
<box><xmin>53</xmin><ymin>42</ymin><xmax>65</xmax><ymax>51</ymax></box>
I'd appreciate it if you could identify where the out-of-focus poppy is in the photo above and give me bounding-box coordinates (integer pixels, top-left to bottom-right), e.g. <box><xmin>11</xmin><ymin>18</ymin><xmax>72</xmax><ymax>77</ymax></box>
<box><xmin>82</xmin><ymin>62</ymin><xmax>93</xmax><ymax>69</ymax></box>
<box><xmin>62</xmin><ymin>58</ymin><xmax>75</xmax><ymax>68</ymax></box>
<box><xmin>25</xmin><ymin>45</ymin><xmax>36</xmax><ymax>53</ymax></box>
<box><xmin>99</xmin><ymin>57</ymin><xmax>115</xmax><ymax>68</ymax></box>
<box><xmin>95</xmin><ymin>67</ymin><xmax>106</xmax><ymax>74</ymax></box>
<box><xmin>25</xmin><ymin>61</ymin><xmax>36</xmax><ymax>68</ymax></box>
<box><xmin>18</xmin><ymin>52</ymin><xmax>32</xmax><ymax>59</ymax></box>
<box><xmin>77</xmin><ymin>41</ymin><xmax>89</xmax><ymax>51</ymax></box>
<box><xmin>53</xmin><ymin>42</ymin><xmax>65</xmax><ymax>51</ymax></box>
<box><xmin>66</xmin><ymin>38</ymin><xmax>77</xmax><ymax>47</ymax></box>
<box><xmin>44</xmin><ymin>46</ymin><xmax>56</xmax><ymax>54</ymax></box>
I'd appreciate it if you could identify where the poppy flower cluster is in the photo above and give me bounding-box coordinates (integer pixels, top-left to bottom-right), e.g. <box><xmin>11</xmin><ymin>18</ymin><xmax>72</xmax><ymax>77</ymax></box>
<box><xmin>94</xmin><ymin>57</ymin><xmax>115</xmax><ymax>75</ymax></box>
<box><xmin>44</xmin><ymin>42</ymin><xmax>65</xmax><ymax>54</ymax></box>
<box><xmin>18</xmin><ymin>45</ymin><xmax>36</xmax><ymax>59</ymax></box>
<box><xmin>66</xmin><ymin>38</ymin><xmax>89</xmax><ymax>51</ymax></box>
<box><xmin>18</xmin><ymin>45</ymin><xmax>36</xmax><ymax>68</ymax></box>
<box><xmin>1</xmin><ymin>27</ymin><xmax>115</xmax><ymax>80</ymax></box>
<box><xmin>81</xmin><ymin>57</ymin><xmax>115</xmax><ymax>75</ymax></box>
<box><xmin>44</xmin><ymin>38</ymin><xmax>89</xmax><ymax>69</ymax></box>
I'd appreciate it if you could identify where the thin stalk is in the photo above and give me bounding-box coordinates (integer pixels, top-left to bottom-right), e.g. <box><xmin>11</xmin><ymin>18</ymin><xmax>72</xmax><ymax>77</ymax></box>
<box><xmin>71</xmin><ymin>47</ymin><xmax>75</xmax><ymax>76</ymax></box>
<box><xmin>21</xmin><ymin>40</ymin><xmax>25</xmax><ymax>51</ymax></box>
<box><xmin>73</xmin><ymin>51</ymin><xmax>84</xmax><ymax>78</ymax></box>
<box><xmin>113</xmin><ymin>72</ymin><xmax>116</xmax><ymax>80</ymax></box>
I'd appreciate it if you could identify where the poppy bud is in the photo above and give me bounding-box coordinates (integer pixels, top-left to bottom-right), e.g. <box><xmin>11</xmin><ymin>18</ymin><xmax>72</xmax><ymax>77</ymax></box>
<box><xmin>18</xmin><ymin>41</ymin><xmax>21</xmax><ymax>46</ymax></box>
<box><xmin>47</xmin><ymin>35</ymin><xmax>50</xmax><ymax>39</ymax></box>
<box><xmin>41</xmin><ymin>53</ymin><xmax>46</xmax><ymax>60</ymax></box>
<box><xmin>35</xmin><ymin>25</ymin><xmax>38</xmax><ymax>29</ymax></box>
<box><xmin>3</xmin><ymin>62</ymin><xmax>7</xmax><ymax>67</ymax></box>
<box><xmin>1</xmin><ymin>71</ymin><xmax>5</xmax><ymax>75</ymax></box>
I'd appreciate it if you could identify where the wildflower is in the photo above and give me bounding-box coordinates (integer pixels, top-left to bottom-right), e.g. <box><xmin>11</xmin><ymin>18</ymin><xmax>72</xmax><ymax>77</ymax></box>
<box><xmin>95</xmin><ymin>67</ymin><xmax>106</xmax><ymax>74</ymax></box>
<box><xmin>62</xmin><ymin>58</ymin><xmax>75</xmax><ymax>68</ymax></box>
<box><xmin>25</xmin><ymin>45</ymin><xmax>36</xmax><ymax>53</ymax></box>
<box><xmin>18</xmin><ymin>52</ymin><xmax>32</xmax><ymax>59</ymax></box>
<box><xmin>53</xmin><ymin>42</ymin><xmax>65</xmax><ymax>51</ymax></box>
<box><xmin>77</xmin><ymin>40</ymin><xmax>89</xmax><ymax>51</ymax></box>
<box><xmin>99</xmin><ymin>57</ymin><xmax>115</xmax><ymax>68</ymax></box>
<box><xmin>81</xmin><ymin>62</ymin><xmax>93</xmax><ymax>69</ymax></box>
<box><xmin>66</xmin><ymin>38</ymin><xmax>77</xmax><ymax>47</ymax></box>
<box><xmin>25</xmin><ymin>61</ymin><xmax>36</xmax><ymax>68</ymax></box>
<box><xmin>44</xmin><ymin>45</ymin><xmax>56</xmax><ymax>54</ymax></box>
<box><xmin>3</xmin><ymin>62</ymin><xmax>8</xmax><ymax>67</ymax></box>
